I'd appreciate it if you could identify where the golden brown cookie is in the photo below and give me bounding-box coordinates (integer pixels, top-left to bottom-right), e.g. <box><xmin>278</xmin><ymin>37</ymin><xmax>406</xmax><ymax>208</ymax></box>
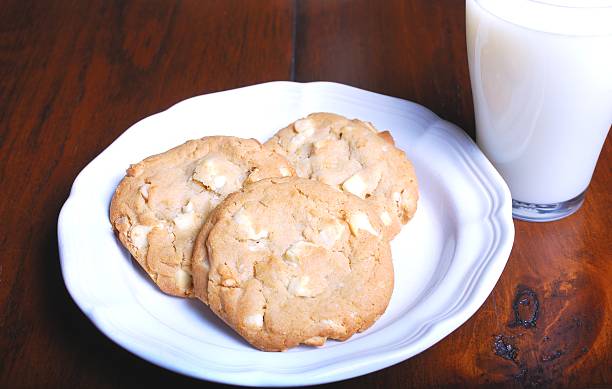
<box><xmin>109</xmin><ymin>136</ymin><xmax>294</xmax><ymax>297</ymax></box>
<box><xmin>191</xmin><ymin>177</ymin><xmax>393</xmax><ymax>351</ymax></box>
<box><xmin>265</xmin><ymin>113</ymin><xmax>418</xmax><ymax>238</ymax></box>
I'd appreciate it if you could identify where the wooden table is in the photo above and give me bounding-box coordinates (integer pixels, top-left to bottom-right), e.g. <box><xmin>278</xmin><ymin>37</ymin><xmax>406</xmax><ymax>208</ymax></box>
<box><xmin>1</xmin><ymin>1</ymin><xmax>610</xmax><ymax>387</ymax></box>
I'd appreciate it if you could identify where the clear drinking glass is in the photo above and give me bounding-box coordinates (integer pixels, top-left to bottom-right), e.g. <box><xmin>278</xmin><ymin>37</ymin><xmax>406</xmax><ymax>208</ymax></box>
<box><xmin>466</xmin><ymin>0</ymin><xmax>612</xmax><ymax>221</ymax></box>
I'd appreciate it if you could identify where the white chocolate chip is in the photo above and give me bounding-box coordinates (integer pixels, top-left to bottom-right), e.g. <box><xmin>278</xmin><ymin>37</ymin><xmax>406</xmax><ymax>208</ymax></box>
<box><xmin>303</xmin><ymin>336</ymin><xmax>326</xmax><ymax>346</ymax></box>
<box><xmin>182</xmin><ymin>201</ymin><xmax>194</xmax><ymax>213</ymax></box>
<box><xmin>244</xmin><ymin>314</ymin><xmax>264</xmax><ymax>329</ymax></box>
<box><xmin>232</xmin><ymin>207</ymin><xmax>250</xmax><ymax>226</ymax></box>
<box><xmin>173</xmin><ymin>212</ymin><xmax>197</xmax><ymax>230</ymax></box>
<box><xmin>342</xmin><ymin>173</ymin><xmax>367</xmax><ymax>199</ymax></box>
<box><xmin>284</xmin><ymin>241</ymin><xmax>320</xmax><ymax>264</ymax></box>
<box><xmin>288</xmin><ymin>121</ymin><xmax>316</xmax><ymax>153</ymax></box>
<box><xmin>322</xmin><ymin>319</ymin><xmax>345</xmax><ymax>332</ymax></box>
<box><xmin>288</xmin><ymin>276</ymin><xmax>312</xmax><ymax>297</ymax></box>
<box><xmin>279</xmin><ymin>166</ymin><xmax>291</xmax><ymax>177</ymax></box>
<box><xmin>317</xmin><ymin>220</ymin><xmax>345</xmax><ymax>248</ymax></box>
<box><xmin>380</xmin><ymin>210</ymin><xmax>392</xmax><ymax>226</ymax></box>
<box><xmin>293</xmin><ymin>118</ymin><xmax>316</xmax><ymax>134</ymax></box>
<box><xmin>342</xmin><ymin>163</ymin><xmax>383</xmax><ymax>200</ymax></box>
<box><xmin>222</xmin><ymin>278</ymin><xmax>237</xmax><ymax>287</ymax></box>
<box><xmin>139</xmin><ymin>184</ymin><xmax>150</xmax><ymax>200</ymax></box>
<box><xmin>129</xmin><ymin>225</ymin><xmax>152</xmax><ymax>250</ymax></box>
<box><xmin>347</xmin><ymin>212</ymin><xmax>379</xmax><ymax>236</ymax></box>
<box><xmin>392</xmin><ymin>192</ymin><xmax>401</xmax><ymax>202</ymax></box>
<box><xmin>247</xmin><ymin>240</ymin><xmax>268</xmax><ymax>251</ymax></box>
<box><xmin>288</xmin><ymin>133</ymin><xmax>312</xmax><ymax>154</ymax></box>
<box><xmin>175</xmin><ymin>268</ymin><xmax>192</xmax><ymax>290</ymax></box>
<box><xmin>233</xmin><ymin>207</ymin><xmax>269</xmax><ymax>240</ymax></box>
<box><xmin>212</xmin><ymin>175</ymin><xmax>227</xmax><ymax>190</ymax></box>
<box><xmin>192</xmin><ymin>154</ymin><xmax>243</xmax><ymax>195</ymax></box>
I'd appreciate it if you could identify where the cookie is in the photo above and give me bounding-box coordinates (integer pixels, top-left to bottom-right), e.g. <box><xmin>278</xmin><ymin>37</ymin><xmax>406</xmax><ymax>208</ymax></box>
<box><xmin>109</xmin><ymin>136</ymin><xmax>294</xmax><ymax>297</ymax></box>
<box><xmin>191</xmin><ymin>177</ymin><xmax>393</xmax><ymax>351</ymax></box>
<box><xmin>264</xmin><ymin>112</ymin><xmax>418</xmax><ymax>238</ymax></box>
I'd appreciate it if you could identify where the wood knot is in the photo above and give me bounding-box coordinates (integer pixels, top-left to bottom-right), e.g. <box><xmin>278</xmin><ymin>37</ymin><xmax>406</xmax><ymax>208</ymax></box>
<box><xmin>510</xmin><ymin>286</ymin><xmax>539</xmax><ymax>328</ymax></box>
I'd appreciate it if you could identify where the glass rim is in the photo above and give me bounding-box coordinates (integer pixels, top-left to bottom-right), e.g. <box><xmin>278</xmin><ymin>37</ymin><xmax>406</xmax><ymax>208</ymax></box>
<box><xmin>470</xmin><ymin>0</ymin><xmax>612</xmax><ymax>36</ymax></box>
<box><xmin>529</xmin><ymin>0</ymin><xmax>612</xmax><ymax>9</ymax></box>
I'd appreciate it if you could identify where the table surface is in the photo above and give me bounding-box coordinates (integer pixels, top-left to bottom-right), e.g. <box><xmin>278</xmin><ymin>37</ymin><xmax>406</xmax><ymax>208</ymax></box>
<box><xmin>1</xmin><ymin>1</ymin><xmax>610</xmax><ymax>387</ymax></box>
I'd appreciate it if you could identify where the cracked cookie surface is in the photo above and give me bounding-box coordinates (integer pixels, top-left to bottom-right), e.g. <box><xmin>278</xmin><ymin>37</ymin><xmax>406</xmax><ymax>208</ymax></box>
<box><xmin>191</xmin><ymin>177</ymin><xmax>393</xmax><ymax>351</ymax></box>
<box><xmin>264</xmin><ymin>112</ymin><xmax>418</xmax><ymax>238</ymax></box>
<box><xmin>109</xmin><ymin>136</ymin><xmax>294</xmax><ymax>297</ymax></box>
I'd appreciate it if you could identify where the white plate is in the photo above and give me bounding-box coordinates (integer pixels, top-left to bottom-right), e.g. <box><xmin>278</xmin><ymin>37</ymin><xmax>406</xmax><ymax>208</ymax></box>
<box><xmin>58</xmin><ymin>81</ymin><xmax>514</xmax><ymax>387</ymax></box>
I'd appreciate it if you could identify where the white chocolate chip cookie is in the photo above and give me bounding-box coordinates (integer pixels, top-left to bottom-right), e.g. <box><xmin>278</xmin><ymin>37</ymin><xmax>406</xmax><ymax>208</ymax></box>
<box><xmin>265</xmin><ymin>113</ymin><xmax>418</xmax><ymax>238</ymax></box>
<box><xmin>191</xmin><ymin>177</ymin><xmax>393</xmax><ymax>351</ymax></box>
<box><xmin>109</xmin><ymin>136</ymin><xmax>294</xmax><ymax>297</ymax></box>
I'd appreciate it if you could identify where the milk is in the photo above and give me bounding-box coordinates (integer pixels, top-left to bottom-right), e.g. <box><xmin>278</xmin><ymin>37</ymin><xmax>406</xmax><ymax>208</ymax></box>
<box><xmin>466</xmin><ymin>0</ymin><xmax>612</xmax><ymax>210</ymax></box>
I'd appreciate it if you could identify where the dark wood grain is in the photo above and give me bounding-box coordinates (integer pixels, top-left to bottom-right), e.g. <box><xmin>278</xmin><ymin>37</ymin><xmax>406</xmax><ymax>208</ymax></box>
<box><xmin>1</xmin><ymin>0</ymin><xmax>610</xmax><ymax>388</ymax></box>
<box><xmin>295</xmin><ymin>0</ymin><xmax>475</xmax><ymax>137</ymax></box>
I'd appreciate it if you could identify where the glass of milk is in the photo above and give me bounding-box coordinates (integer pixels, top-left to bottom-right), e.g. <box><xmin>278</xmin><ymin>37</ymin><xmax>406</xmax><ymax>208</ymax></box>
<box><xmin>466</xmin><ymin>0</ymin><xmax>612</xmax><ymax>221</ymax></box>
